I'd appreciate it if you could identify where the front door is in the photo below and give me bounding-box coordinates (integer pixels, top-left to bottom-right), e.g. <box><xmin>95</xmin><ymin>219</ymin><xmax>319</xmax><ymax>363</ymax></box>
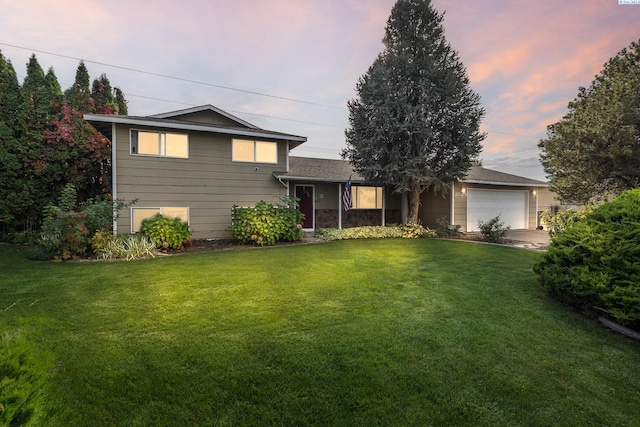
<box><xmin>295</xmin><ymin>185</ymin><xmax>314</xmax><ymax>229</ymax></box>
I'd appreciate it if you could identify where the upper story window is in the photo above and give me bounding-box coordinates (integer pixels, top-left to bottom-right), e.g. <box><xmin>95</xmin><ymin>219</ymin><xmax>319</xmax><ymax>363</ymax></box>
<box><xmin>352</xmin><ymin>186</ymin><xmax>383</xmax><ymax>209</ymax></box>
<box><xmin>131</xmin><ymin>130</ymin><xmax>188</xmax><ymax>158</ymax></box>
<box><xmin>232</xmin><ymin>139</ymin><xmax>277</xmax><ymax>163</ymax></box>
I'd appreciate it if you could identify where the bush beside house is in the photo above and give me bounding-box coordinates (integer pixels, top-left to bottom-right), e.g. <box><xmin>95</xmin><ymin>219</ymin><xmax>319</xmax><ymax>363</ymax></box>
<box><xmin>230</xmin><ymin>197</ymin><xmax>305</xmax><ymax>246</ymax></box>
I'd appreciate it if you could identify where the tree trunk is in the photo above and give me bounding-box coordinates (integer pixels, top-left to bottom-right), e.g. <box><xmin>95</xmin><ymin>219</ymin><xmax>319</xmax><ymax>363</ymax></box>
<box><xmin>401</xmin><ymin>192</ymin><xmax>409</xmax><ymax>224</ymax></box>
<box><xmin>408</xmin><ymin>183</ymin><xmax>422</xmax><ymax>224</ymax></box>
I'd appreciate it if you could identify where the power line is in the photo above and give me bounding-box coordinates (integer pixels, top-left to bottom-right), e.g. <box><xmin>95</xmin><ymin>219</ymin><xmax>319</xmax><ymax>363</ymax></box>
<box><xmin>0</xmin><ymin>42</ymin><xmax>347</xmax><ymax>111</ymax></box>
<box><xmin>125</xmin><ymin>93</ymin><xmax>345</xmax><ymax>129</ymax></box>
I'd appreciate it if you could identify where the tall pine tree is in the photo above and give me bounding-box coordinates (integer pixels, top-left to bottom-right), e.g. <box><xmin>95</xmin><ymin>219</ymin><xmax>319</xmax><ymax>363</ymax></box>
<box><xmin>343</xmin><ymin>0</ymin><xmax>485</xmax><ymax>223</ymax></box>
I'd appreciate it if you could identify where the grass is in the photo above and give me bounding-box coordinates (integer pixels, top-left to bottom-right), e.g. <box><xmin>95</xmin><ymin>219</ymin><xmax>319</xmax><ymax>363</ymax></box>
<box><xmin>1</xmin><ymin>239</ymin><xmax>640</xmax><ymax>426</ymax></box>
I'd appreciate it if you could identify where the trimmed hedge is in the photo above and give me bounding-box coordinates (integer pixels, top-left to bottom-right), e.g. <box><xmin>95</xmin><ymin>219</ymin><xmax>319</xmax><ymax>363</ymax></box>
<box><xmin>534</xmin><ymin>189</ymin><xmax>640</xmax><ymax>328</ymax></box>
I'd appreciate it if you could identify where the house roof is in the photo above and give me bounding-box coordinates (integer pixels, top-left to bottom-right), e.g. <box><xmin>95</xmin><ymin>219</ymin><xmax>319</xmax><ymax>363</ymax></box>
<box><xmin>275</xmin><ymin>156</ymin><xmax>366</xmax><ymax>183</ymax></box>
<box><xmin>149</xmin><ymin>104</ymin><xmax>260</xmax><ymax>130</ymax></box>
<box><xmin>277</xmin><ymin>157</ymin><xmax>547</xmax><ymax>187</ymax></box>
<box><xmin>84</xmin><ymin>105</ymin><xmax>307</xmax><ymax>147</ymax></box>
<box><xmin>463</xmin><ymin>166</ymin><xmax>548</xmax><ymax>187</ymax></box>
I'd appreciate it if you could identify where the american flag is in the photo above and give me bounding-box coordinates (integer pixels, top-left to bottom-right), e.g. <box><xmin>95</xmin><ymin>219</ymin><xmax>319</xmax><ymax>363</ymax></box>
<box><xmin>343</xmin><ymin>177</ymin><xmax>352</xmax><ymax>211</ymax></box>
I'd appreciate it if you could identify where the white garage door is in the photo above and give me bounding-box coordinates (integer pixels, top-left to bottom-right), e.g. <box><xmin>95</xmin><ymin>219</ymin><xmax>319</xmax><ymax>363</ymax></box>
<box><xmin>467</xmin><ymin>189</ymin><xmax>528</xmax><ymax>231</ymax></box>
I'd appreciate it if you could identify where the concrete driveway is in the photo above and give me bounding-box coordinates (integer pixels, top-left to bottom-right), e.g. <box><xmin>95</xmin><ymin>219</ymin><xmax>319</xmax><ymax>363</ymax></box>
<box><xmin>505</xmin><ymin>229</ymin><xmax>550</xmax><ymax>250</ymax></box>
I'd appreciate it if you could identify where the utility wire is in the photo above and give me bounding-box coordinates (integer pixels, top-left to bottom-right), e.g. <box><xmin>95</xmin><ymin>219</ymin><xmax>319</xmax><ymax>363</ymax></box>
<box><xmin>0</xmin><ymin>42</ymin><xmax>347</xmax><ymax>111</ymax></box>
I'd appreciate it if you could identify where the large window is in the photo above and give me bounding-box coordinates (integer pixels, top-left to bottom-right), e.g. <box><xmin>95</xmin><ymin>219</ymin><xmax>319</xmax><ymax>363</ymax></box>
<box><xmin>131</xmin><ymin>207</ymin><xmax>189</xmax><ymax>233</ymax></box>
<box><xmin>232</xmin><ymin>139</ymin><xmax>277</xmax><ymax>163</ymax></box>
<box><xmin>351</xmin><ymin>186</ymin><xmax>383</xmax><ymax>209</ymax></box>
<box><xmin>131</xmin><ymin>130</ymin><xmax>188</xmax><ymax>158</ymax></box>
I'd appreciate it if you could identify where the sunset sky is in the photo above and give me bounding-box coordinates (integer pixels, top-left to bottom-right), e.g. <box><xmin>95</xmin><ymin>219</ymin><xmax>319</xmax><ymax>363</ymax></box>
<box><xmin>1</xmin><ymin>0</ymin><xmax>639</xmax><ymax>180</ymax></box>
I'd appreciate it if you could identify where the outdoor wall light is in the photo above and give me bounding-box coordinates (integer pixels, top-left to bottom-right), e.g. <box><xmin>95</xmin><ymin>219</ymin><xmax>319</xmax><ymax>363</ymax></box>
<box><xmin>532</xmin><ymin>190</ymin><xmax>537</xmax><ymax>196</ymax></box>
<box><xmin>461</xmin><ymin>187</ymin><xmax>466</xmax><ymax>194</ymax></box>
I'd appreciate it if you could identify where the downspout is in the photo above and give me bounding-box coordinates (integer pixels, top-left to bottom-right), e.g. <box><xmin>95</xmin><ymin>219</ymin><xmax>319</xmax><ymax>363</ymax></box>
<box><xmin>112</xmin><ymin>122</ymin><xmax>117</xmax><ymax>235</ymax></box>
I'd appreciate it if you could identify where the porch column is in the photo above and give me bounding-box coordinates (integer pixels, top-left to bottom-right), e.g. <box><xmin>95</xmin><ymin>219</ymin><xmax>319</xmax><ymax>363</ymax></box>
<box><xmin>338</xmin><ymin>182</ymin><xmax>343</xmax><ymax>229</ymax></box>
<box><xmin>382</xmin><ymin>188</ymin><xmax>386</xmax><ymax>226</ymax></box>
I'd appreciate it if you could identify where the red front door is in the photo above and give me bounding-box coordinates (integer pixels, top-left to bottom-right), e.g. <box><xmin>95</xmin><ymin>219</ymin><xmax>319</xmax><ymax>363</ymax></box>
<box><xmin>295</xmin><ymin>185</ymin><xmax>314</xmax><ymax>229</ymax></box>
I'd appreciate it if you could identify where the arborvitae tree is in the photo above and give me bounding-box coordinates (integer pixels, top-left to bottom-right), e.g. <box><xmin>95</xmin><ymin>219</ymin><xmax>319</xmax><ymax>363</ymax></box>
<box><xmin>539</xmin><ymin>39</ymin><xmax>640</xmax><ymax>202</ymax></box>
<box><xmin>45</xmin><ymin>67</ymin><xmax>63</xmax><ymax>115</ymax></box>
<box><xmin>0</xmin><ymin>52</ymin><xmax>28</xmax><ymax>237</ymax></box>
<box><xmin>114</xmin><ymin>87</ymin><xmax>128</xmax><ymax>115</ymax></box>
<box><xmin>343</xmin><ymin>0</ymin><xmax>485</xmax><ymax>223</ymax></box>
<box><xmin>64</xmin><ymin>61</ymin><xmax>93</xmax><ymax>113</ymax></box>
<box><xmin>91</xmin><ymin>74</ymin><xmax>116</xmax><ymax>114</ymax></box>
<box><xmin>0</xmin><ymin>51</ymin><xmax>23</xmax><ymax>133</ymax></box>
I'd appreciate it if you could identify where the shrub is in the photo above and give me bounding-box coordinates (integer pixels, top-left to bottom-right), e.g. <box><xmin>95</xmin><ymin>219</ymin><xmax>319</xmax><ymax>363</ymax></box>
<box><xmin>435</xmin><ymin>217</ymin><xmax>462</xmax><ymax>237</ymax></box>
<box><xmin>140</xmin><ymin>214</ymin><xmax>191</xmax><ymax>249</ymax></box>
<box><xmin>315</xmin><ymin>226</ymin><xmax>403</xmax><ymax>241</ymax></box>
<box><xmin>97</xmin><ymin>235</ymin><xmax>156</xmax><ymax>260</ymax></box>
<box><xmin>533</xmin><ymin>189</ymin><xmax>640</xmax><ymax>328</ymax></box>
<box><xmin>90</xmin><ymin>228</ymin><xmax>115</xmax><ymax>254</ymax></box>
<box><xmin>33</xmin><ymin>184</ymin><xmax>136</xmax><ymax>260</ymax></box>
<box><xmin>400</xmin><ymin>221</ymin><xmax>437</xmax><ymax>239</ymax></box>
<box><xmin>1</xmin><ymin>331</ymin><xmax>53</xmax><ymax>426</ymax></box>
<box><xmin>230</xmin><ymin>197</ymin><xmax>305</xmax><ymax>246</ymax></box>
<box><xmin>477</xmin><ymin>215</ymin><xmax>510</xmax><ymax>243</ymax></box>
<box><xmin>539</xmin><ymin>206</ymin><xmax>593</xmax><ymax>237</ymax></box>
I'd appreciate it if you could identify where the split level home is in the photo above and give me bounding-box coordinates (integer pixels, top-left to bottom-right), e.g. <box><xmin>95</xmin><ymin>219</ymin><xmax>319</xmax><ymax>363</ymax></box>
<box><xmin>84</xmin><ymin>105</ymin><xmax>557</xmax><ymax>240</ymax></box>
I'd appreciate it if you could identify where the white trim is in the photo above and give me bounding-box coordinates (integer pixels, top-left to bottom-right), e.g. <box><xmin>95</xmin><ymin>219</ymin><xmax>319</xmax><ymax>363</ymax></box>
<box><xmin>129</xmin><ymin>128</ymin><xmax>189</xmax><ymax>159</ymax></box>
<box><xmin>130</xmin><ymin>207</ymin><xmax>190</xmax><ymax>233</ymax></box>
<box><xmin>231</xmin><ymin>139</ymin><xmax>278</xmax><ymax>164</ymax></box>
<box><xmin>112</xmin><ymin>122</ymin><xmax>117</xmax><ymax>235</ymax></box>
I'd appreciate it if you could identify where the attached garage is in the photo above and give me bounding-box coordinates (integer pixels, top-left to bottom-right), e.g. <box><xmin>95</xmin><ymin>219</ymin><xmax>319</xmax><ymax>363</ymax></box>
<box><xmin>466</xmin><ymin>189</ymin><xmax>528</xmax><ymax>231</ymax></box>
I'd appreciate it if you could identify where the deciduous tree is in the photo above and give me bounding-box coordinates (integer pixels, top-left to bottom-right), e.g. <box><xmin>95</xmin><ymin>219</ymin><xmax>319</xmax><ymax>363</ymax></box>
<box><xmin>342</xmin><ymin>0</ymin><xmax>485</xmax><ymax>223</ymax></box>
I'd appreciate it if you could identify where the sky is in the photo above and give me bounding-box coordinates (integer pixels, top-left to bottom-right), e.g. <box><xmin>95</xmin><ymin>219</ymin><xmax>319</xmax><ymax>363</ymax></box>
<box><xmin>1</xmin><ymin>0</ymin><xmax>639</xmax><ymax>181</ymax></box>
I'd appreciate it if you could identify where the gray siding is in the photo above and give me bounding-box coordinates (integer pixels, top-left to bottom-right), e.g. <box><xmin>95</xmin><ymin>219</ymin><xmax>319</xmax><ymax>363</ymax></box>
<box><xmin>114</xmin><ymin>124</ymin><xmax>287</xmax><ymax>239</ymax></box>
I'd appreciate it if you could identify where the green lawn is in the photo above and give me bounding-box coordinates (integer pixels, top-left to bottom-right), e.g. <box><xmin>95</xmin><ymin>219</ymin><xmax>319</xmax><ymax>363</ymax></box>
<box><xmin>1</xmin><ymin>239</ymin><xmax>640</xmax><ymax>426</ymax></box>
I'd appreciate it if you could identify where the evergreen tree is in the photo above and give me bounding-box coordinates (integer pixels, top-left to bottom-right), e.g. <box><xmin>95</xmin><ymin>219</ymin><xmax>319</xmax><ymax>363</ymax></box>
<box><xmin>64</xmin><ymin>61</ymin><xmax>93</xmax><ymax>113</ymax></box>
<box><xmin>0</xmin><ymin>52</ymin><xmax>28</xmax><ymax>237</ymax></box>
<box><xmin>343</xmin><ymin>0</ymin><xmax>484</xmax><ymax>223</ymax></box>
<box><xmin>539</xmin><ymin>39</ymin><xmax>640</xmax><ymax>202</ymax></box>
<box><xmin>91</xmin><ymin>74</ymin><xmax>116</xmax><ymax>114</ymax></box>
<box><xmin>114</xmin><ymin>87</ymin><xmax>128</xmax><ymax>115</ymax></box>
<box><xmin>0</xmin><ymin>51</ymin><xmax>23</xmax><ymax>133</ymax></box>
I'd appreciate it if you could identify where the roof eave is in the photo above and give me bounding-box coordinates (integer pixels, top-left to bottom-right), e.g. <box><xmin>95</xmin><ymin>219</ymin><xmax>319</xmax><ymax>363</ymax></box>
<box><xmin>273</xmin><ymin>174</ymin><xmax>366</xmax><ymax>184</ymax></box>
<box><xmin>83</xmin><ymin>114</ymin><xmax>307</xmax><ymax>144</ymax></box>
<box><xmin>462</xmin><ymin>179</ymin><xmax>548</xmax><ymax>188</ymax></box>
